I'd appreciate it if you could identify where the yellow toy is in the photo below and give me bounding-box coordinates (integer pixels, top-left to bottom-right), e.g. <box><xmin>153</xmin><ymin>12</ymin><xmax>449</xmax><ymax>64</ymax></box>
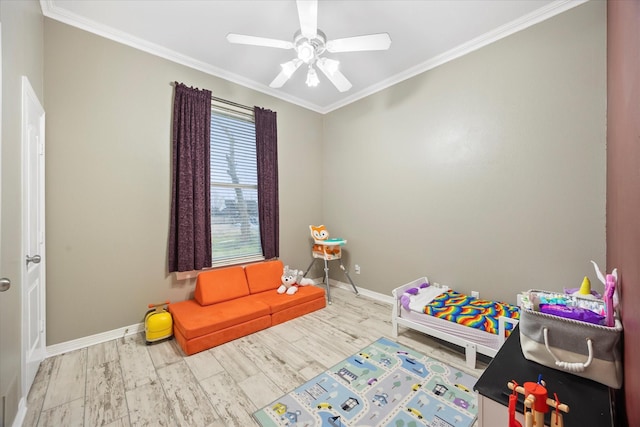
<box><xmin>576</xmin><ymin>276</ymin><xmax>596</xmax><ymax>299</ymax></box>
<box><xmin>145</xmin><ymin>301</ymin><xmax>173</xmax><ymax>344</ymax></box>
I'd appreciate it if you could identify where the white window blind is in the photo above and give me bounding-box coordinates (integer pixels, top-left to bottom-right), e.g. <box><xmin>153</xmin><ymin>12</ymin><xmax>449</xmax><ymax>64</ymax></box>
<box><xmin>210</xmin><ymin>105</ymin><xmax>263</xmax><ymax>266</ymax></box>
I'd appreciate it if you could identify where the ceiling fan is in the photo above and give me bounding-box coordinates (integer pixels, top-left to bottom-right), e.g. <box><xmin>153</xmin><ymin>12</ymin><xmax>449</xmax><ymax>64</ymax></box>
<box><xmin>226</xmin><ymin>0</ymin><xmax>391</xmax><ymax>92</ymax></box>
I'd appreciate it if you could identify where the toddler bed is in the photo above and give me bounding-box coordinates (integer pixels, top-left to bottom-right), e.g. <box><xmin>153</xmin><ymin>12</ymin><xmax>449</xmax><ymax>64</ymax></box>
<box><xmin>392</xmin><ymin>277</ymin><xmax>520</xmax><ymax>368</ymax></box>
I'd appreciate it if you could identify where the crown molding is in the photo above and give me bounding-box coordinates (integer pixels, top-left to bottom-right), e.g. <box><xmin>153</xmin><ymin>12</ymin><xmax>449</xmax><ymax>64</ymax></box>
<box><xmin>320</xmin><ymin>0</ymin><xmax>588</xmax><ymax>113</ymax></box>
<box><xmin>39</xmin><ymin>0</ymin><xmax>324</xmax><ymax>113</ymax></box>
<box><xmin>41</xmin><ymin>0</ymin><xmax>587</xmax><ymax>115</ymax></box>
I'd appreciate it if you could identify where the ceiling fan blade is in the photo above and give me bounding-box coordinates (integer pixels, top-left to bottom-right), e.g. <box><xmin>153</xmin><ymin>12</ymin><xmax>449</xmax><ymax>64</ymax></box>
<box><xmin>226</xmin><ymin>33</ymin><xmax>293</xmax><ymax>50</ymax></box>
<box><xmin>269</xmin><ymin>59</ymin><xmax>303</xmax><ymax>88</ymax></box>
<box><xmin>326</xmin><ymin>33</ymin><xmax>392</xmax><ymax>53</ymax></box>
<box><xmin>296</xmin><ymin>0</ymin><xmax>318</xmax><ymax>38</ymax></box>
<box><xmin>316</xmin><ymin>58</ymin><xmax>352</xmax><ymax>92</ymax></box>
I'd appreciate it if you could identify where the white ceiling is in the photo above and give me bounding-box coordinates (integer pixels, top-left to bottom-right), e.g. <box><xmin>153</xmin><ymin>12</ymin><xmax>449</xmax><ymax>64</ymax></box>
<box><xmin>40</xmin><ymin>0</ymin><xmax>585</xmax><ymax>114</ymax></box>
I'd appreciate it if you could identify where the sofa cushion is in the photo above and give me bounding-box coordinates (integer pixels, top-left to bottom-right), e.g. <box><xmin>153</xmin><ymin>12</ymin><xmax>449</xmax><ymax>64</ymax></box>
<box><xmin>169</xmin><ymin>298</ymin><xmax>270</xmax><ymax>340</ymax></box>
<box><xmin>245</xmin><ymin>285</ymin><xmax>325</xmax><ymax>313</ymax></box>
<box><xmin>195</xmin><ymin>265</ymin><xmax>249</xmax><ymax>305</ymax></box>
<box><xmin>244</xmin><ymin>259</ymin><xmax>284</xmax><ymax>294</ymax></box>
<box><xmin>271</xmin><ymin>298</ymin><xmax>327</xmax><ymax>326</ymax></box>
<box><xmin>173</xmin><ymin>315</ymin><xmax>271</xmax><ymax>356</ymax></box>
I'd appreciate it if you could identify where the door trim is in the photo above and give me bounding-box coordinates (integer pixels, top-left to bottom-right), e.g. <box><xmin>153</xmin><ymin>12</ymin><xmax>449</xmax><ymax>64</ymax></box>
<box><xmin>20</xmin><ymin>76</ymin><xmax>46</xmax><ymax>401</ymax></box>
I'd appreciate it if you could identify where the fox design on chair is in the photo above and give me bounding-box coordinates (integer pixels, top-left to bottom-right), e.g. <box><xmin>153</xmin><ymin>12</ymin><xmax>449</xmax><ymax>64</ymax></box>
<box><xmin>310</xmin><ymin>224</ymin><xmax>341</xmax><ymax>256</ymax></box>
<box><xmin>304</xmin><ymin>224</ymin><xmax>359</xmax><ymax>304</ymax></box>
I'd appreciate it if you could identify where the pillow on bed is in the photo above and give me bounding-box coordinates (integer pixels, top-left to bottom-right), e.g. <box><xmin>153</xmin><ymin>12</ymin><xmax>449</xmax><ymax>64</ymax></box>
<box><xmin>401</xmin><ymin>283</ymin><xmax>428</xmax><ymax>308</ymax></box>
<box><xmin>401</xmin><ymin>283</ymin><xmax>449</xmax><ymax>311</ymax></box>
<box><xmin>404</xmin><ymin>282</ymin><xmax>430</xmax><ymax>295</ymax></box>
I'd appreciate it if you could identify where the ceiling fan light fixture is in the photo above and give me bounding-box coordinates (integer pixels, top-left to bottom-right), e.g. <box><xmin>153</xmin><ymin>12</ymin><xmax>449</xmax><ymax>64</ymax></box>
<box><xmin>227</xmin><ymin>1</ymin><xmax>390</xmax><ymax>93</ymax></box>
<box><xmin>306</xmin><ymin>66</ymin><xmax>320</xmax><ymax>87</ymax></box>
<box><xmin>281</xmin><ymin>59</ymin><xmax>302</xmax><ymax>78</ymax></box>
<box><xmin>296</xmin><ymin>40</ymin><xmax>315</xmax><ymax>63</ymax></box>
<box><xmin>317</xmin><ymin>57</ymin><xmax>340</xmax><ymax>76</ymax></box>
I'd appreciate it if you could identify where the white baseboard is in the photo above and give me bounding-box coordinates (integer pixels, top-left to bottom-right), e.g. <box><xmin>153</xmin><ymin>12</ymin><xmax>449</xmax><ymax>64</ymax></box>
<box><xmin>11</xmin><ymin>398</ymin><xmax>26</xmax><ymax>427</ymax></box>
<box><xmin>46</xmin><ymin>322</ymin><xmax>144</xmax><ymax>357</ymax></box>
<box><xmin>329</xmin><ymin>279</ymin><xmax>395</xmax><ymax>305</ymax></box>
<box><xmin>44</xmin><ymin>282</ymin><xmax>393</xmax><ymax>358</ymax></box>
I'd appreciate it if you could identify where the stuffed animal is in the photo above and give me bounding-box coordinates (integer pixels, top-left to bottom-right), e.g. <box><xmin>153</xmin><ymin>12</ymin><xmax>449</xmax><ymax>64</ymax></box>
<box><xmin>310</xmin><ymin>224</ymin><xmax>341</xmax><ymax>256</ymax></box>
<box><xmin>278</xmin><ymin>265</ymin><xmax>314</xmax><ymax>295</ymax></box>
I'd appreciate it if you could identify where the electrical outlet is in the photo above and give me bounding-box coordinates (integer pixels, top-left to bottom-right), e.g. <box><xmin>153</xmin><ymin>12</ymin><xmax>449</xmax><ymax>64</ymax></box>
<box><xmin>354</xmin><ymin>264</ymin><xmax>361</xmax><ymax>274</ymax></box>
<box><xmin>471</xmin><ymin>291</ymin><xmax>480</xmax><ymax>299</ymax></box>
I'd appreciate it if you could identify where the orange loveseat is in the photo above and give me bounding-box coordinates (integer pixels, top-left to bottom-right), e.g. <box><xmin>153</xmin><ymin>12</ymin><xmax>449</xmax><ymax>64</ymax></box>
<box><xmin>168</xmin><ymin>259</ymin><xmax>326</xmax><ymax>355</ymax></box>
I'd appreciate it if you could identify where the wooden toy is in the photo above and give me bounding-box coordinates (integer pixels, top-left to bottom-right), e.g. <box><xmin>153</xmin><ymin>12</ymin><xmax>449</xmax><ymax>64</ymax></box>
<box><xmin>507</xmin><ymin>380</ymin><xmax>569</xmax><ymax>427</ymax></box>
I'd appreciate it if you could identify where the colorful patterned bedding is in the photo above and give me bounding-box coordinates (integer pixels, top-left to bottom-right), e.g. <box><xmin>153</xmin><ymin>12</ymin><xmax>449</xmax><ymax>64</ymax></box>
<box><xmin>393</xmin><ymin>277</ymin><xmax>521</xmax><ymax>368</ymax></box>
<box><xmin>423</xmin><ymin>290</ymin><xmax>520</xmax><ymax>335</ymax></box>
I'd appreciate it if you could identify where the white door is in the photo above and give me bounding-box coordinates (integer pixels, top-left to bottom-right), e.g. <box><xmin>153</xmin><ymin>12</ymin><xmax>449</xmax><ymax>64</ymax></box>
<box><xmin>21</xmin><ymin>76</ymin><xmax>46</xmax><ymax>396</ymax></box>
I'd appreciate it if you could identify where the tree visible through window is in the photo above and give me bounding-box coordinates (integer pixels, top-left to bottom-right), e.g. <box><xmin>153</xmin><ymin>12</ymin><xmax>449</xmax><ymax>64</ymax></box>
<box><xmin>210</xmin><ymin>107</ymin><xmax>263</xmax><ymax>265</ymax></box>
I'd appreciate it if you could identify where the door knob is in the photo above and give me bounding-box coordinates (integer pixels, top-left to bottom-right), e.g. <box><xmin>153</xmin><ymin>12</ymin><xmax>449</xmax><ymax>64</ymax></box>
<box><xmin>26</xmin><ymin>254</ymin><xmax>41</xmax><ymax>266</ymax></box>
<box><xmin>0</xmin><ymin>278</ymin><xmax>10</xmax><ymax>292</ymax></box>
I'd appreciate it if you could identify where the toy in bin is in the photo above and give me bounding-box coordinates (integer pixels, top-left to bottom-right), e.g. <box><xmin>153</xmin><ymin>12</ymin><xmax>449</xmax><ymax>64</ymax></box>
<box><xmin>145</xmin><ymin>301</ymin><xmax>173</xmax><ymax>345</ymax></box>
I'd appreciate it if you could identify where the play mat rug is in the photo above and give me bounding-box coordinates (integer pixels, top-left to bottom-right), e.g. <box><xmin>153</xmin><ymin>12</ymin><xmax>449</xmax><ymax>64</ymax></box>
<box><xmin>253</xmin><ymin>337</ymin><xmax>477</xmax><ymax>427</ymax></box>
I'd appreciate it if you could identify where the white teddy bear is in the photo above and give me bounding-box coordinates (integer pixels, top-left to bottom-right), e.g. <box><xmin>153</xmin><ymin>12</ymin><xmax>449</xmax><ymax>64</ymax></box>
<box><xmin>278</xmin><ymin>265</ymin><xmax>314</xmax><ymax>295</ymax></box>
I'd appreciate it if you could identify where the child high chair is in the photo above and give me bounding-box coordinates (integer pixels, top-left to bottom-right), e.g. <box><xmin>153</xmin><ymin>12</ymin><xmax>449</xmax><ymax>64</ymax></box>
<box><xmin>303</xmin><ymin>225</ymin><xmax>359</xmax><ymax>304</ymax></box>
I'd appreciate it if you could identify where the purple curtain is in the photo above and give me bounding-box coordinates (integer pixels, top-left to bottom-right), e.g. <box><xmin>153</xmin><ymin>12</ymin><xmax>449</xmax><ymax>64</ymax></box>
<box><xmin>168</xmin><ymin>83</ymin><xmax>212</xmax><ymax>272</ymax></box>
<box><xmin>254</xmin><ymin>107</ymin><xmax>279</xmax><ymax>259</ymax></box>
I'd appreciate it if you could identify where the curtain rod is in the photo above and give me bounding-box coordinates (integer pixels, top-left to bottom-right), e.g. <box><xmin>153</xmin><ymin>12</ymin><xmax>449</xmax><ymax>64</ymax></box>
<box><xmin>171</xmin><ymin>82</ymin><xmax>253</xmax><ymax>112</ymax></box>
<box><xmin>211</xmin><ymin>95</ymin><xmax>253</xmax><ymax>112</ymax></box>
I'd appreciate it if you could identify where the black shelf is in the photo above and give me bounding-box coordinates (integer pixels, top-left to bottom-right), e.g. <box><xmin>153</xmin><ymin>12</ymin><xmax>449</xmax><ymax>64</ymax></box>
<box><xmin>474</xmin><ymin>325</ymin><xmax>614</xmax><ymax>426</ymax></box>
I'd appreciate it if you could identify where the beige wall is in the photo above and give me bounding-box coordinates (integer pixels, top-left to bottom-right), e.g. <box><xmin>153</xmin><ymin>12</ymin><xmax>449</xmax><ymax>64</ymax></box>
<box><xmin>44</xmin><ymin>19</ymin><xmax>323</xmax><ymax>345</ymax></box>
<box><xmin>43</xmin><ymin>1</ymin><xmax>606</xmax><ymax>345</ymax></box>
<box><xmin>323</xmin><ymin>1</ymin><xmax>606</xmax><ymax>303</ymax></box>
<box><xmin>0</xmin><ymin>0</ymin><xmax>44</xmax><ymax>423</ymax></box>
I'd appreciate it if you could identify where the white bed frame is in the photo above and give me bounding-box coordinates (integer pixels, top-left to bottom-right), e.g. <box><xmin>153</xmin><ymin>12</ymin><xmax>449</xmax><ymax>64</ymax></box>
<box><xmin>391</xmin><ymin>277</ymin><xmax>519</xmax><ymax>369</ymax></box>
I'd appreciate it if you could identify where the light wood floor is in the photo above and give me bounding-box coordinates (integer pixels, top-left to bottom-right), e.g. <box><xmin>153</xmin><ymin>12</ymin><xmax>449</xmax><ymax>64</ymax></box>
<box><xmin>24</xmin><ymin>286</ymin><xmax>487</xmax><ymax>427</ymax></box>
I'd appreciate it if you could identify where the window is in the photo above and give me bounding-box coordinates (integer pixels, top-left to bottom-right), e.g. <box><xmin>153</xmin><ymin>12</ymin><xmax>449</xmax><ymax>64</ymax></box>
<box><xmin>210</xmin><ymin>104</ymin><xmax>263</xmax><ymax>266</ymax></box>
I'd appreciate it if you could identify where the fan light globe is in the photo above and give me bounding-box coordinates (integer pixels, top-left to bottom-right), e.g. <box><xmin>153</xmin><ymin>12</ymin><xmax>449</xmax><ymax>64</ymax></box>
<box><xmin>281</xmin><ymin>59</ymin><xmax>301</xmax><ymax>78</ymax></box>
<box><xmin>318</xmin><ymin>58</ymin><xmax>339</xmax><ymax>75</ymax></box>
<box><xmin>306</xmin><ymin>66</ymin><xmax>320</xmax><ymax>87</ymax></box>
<box><xmin>297</xmin><ymin>41</ymin><xmax>315</xmax><ymax>63</ymax></box>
